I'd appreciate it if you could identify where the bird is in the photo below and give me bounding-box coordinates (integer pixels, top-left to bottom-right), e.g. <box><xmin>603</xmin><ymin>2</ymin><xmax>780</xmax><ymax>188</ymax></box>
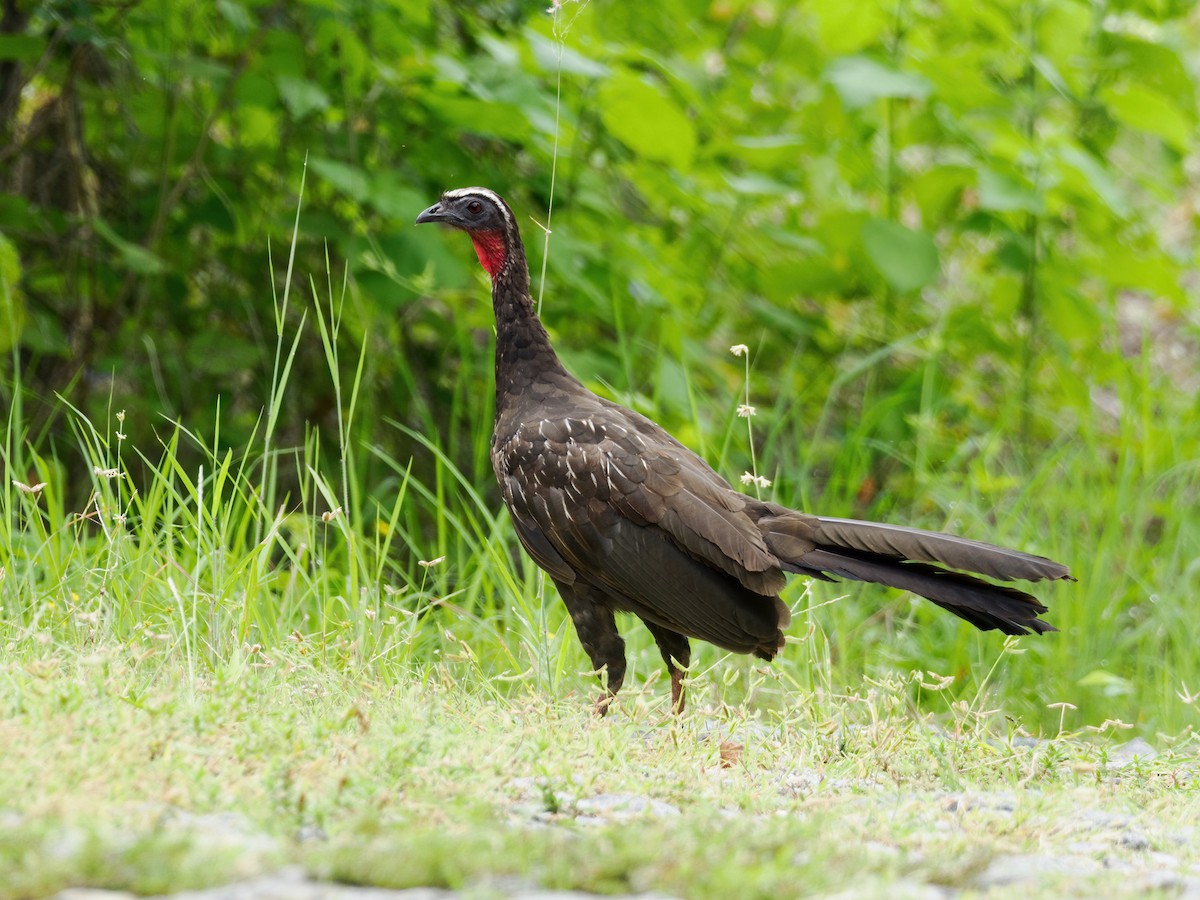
<box><xmin>415</xmin><ymin>187</ymin><xmax>1071</xmax><ymax>715</ymax></box>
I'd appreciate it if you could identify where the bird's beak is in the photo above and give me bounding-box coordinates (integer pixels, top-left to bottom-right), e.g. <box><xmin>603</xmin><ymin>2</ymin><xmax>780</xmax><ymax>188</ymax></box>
<box><xmin>415</xmin><ymin>203</ymin><xmax>450</xmax><ymax>226</ymax></box>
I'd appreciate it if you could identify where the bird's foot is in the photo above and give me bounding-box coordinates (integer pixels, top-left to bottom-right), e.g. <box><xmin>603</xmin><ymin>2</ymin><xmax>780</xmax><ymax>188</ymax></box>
<box><xmin>669</xmin><ymin>669</ymin><xmax>687</xmax><ymax>715</ymax></box>
<box><xmin>594</xmin><ymin>692</ymin><xmax>616</xmax><ymax>717</ymax></box>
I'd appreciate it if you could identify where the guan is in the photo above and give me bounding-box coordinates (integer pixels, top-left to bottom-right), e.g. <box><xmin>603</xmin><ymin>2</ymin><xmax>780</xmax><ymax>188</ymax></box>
<box><xmin>415</xmin><ymin>187</ymin><xmax>1071</xmax><ymax>714</ymax></box>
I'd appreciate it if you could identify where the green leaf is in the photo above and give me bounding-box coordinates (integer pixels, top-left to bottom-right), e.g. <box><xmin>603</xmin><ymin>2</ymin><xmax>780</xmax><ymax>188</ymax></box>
<box><xmin>368</xmin><ymin>173</ymin><xmax>426</xmax><ymax>221</ymax></box>
<box><xmin>215</xmin><ymin>0</ymin><xmax>254</xmax><ymax>33</ymax></box>
<box><xmin>1091</xmin><ymin>244</ymin><xmax>1185</xmax><ymax>305</ymax></box>
<box><xmin>235</xmin><ymin>105</ymin><xmax>280</xmax><ymax>149</ymax></box>
<box><xmin>1037</xmin><ymin>2</ymin><xmax>1091</xmax><ymax>94</ymax></box>
<box><xmin>730</xmin><ymin>134</ymin><xmax>804</xmax><ymax>168</ymax></box>
<box><xmin>994</xmin><ymin>235</ymin><xmax>1032</xmax><ymax>273</ymax></box>
<box><xmin>723</xmin><ymin>173</ymin><xmax>793</xmax><ymax>195</ymax></box>
<box><xmin>431</xmin><ymin>95</ymin><xmax>531</xmax><ymax>141</ymax></box>
<box><xmin>526</xmin><ymin>29</ymin><xmax>609</xmax><ymax>78</ymax></box>
<box><xmin>809</xmin><ymin>0</ymin><xmax>888</xmax><ymax>55</ymax></box>
<box><xmin>0</xmin><ymin>194</ymin><xmax>33</xmax><ymax>229</ymax></box>
<box><xmin>861</xmin><ymin>218</ymin><xmax>939</xmax><ymax>292</ymax></box>
<box><xmin>431</xmin><ymin>53</ymin><xmax>469</xmax><ymax>86</ymax></box>
<box><xmin>309</xmin><ymin>157</ymin><xmax>369</xmax><ymax>201</ymax></box>
<box><xmin>597</xmin><ymin>70</ymin><xmax>696</xmax><ymax>168</ymax></box>
<box><xmin>184</xmin><ymin>332</ymin><xmax>262</xmax><ymax>376</ymax></box>
<box><xmin>1031</xmin><ymin>54</ymin><xmax>1072</xmax><ymax>100</ymax></box>
<box><xmin>977</xmin><ymin>169</ymin><xmax>1043</xmax><ymax>215</ymax></box>
<box><xmin>234</xmin><ymin>73</ymin><xmax>278</xmax><ymax>107</ymax></box>
<box><xmin>0</xmin><ymin>232</ymin><xmax>25</xmax><ymax>352</ymax></box>
<box><xmin>1101</xmin><ymin>83</ymin><xmax>1193</xmax><ymax>153</ymax></box>
<box><xmin>1078</xmin><ymin>669</ymin><xmax>1134</xmax><ymax>697</ymax></box>
<box><xmin>760</xmin><ymin>227</ymin><xmax>823</xmax><ymax>254</ymax></box>
<box><xmin>1043</xmin><ymin>281</ymin><xmax>1103</xmax><ymax>346</ymax></box>
<box><xmin>261</xmin><ymin>30</ymin><xmax>306</xmax><ymax>80</ymax></box>
<box><xmin>0</xmin><ymin>35</ymin><xmax>45</xmax><ymax>62</ymax></box>
<box><xmin>1118</xmin><ymin>37</ymin><xmax>1197</xmax><ymax>119</ymax></box>
<box><xmin>276</xmin><ymin>76</ymin><xmax>330</xmax><ymax>118</ymax></box>
<box><xmin>733</xmin><ymin>135</ymin><xmax>803</xmax><ymax>150</ymax></box>
<box><xmin>1055</xmin><ymin>145</ymin><xmax>1130</xmax><ymax>218</ymax></box>
<box><xmin>478</xmin><ymin>34</ymin><xmax>519</xmax><ymax>68</ymax></box>
<box><xmin>825</xmin><ymin>56</ymin><xmax>931</xmax><ymax>109</ymax></box>
<box><xmin>90</xmin><ymin>219</ymin><xmax>166</xmax><ymax>275</ymax></box>
<box><xmin>910</xmin><ymin>165</ymin><xmax>972</xmax><ymax>223</ymax></box>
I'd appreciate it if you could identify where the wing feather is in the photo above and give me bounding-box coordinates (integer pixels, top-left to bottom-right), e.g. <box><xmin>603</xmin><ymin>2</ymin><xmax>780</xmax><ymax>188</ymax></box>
<box><xmin>494</xmin><ymin>411</ymin><xmax>788</xmax><ymax>655</ymax></box>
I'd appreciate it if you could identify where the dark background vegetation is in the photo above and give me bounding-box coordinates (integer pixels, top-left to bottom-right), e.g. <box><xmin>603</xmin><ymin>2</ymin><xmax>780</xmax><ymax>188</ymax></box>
<box><xmin>2</xmin><ymin>0</ymin><xmax>1199</xmax><ymax>730</ymax></box>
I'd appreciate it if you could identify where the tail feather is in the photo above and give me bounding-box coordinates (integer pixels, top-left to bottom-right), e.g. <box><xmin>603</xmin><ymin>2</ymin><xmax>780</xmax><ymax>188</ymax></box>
<box><xmin>787</xmin><ymin>548</ymin><xmax>1056</xmax><ymax>636</ymax></box>
<box><xmin>811</xmin><ymin>517</ymin><xmax>1070</xmax><ymax>583</ymax></box>
<box><xmin>757</xmin><ymin>509</ymin><xmax>1069</xmax><ymax>635</ymax></box>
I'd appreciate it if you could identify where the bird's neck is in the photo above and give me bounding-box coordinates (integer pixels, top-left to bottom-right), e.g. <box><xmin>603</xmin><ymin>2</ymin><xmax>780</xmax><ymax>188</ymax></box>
<box><xmin>489</xmin><ymin>245</ymin><xmax>576</xmax><ymax>413</ymax></box>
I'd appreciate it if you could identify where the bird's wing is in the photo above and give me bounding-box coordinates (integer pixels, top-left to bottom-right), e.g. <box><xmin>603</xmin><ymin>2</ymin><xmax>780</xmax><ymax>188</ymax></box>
<box><xmin>616</xmin><ymin>404</ymin><xmax>799</xmax><ymax>591</ymax></box>
<box><xmin>494</xmin><ymin>412</ymin><xmax>789</xmax><ymax>653</ymax></box>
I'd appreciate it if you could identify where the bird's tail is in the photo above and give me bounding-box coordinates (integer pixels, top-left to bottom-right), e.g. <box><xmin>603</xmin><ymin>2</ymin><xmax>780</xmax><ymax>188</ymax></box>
<box><xmin>757</xmin><ymin>512</ymin><xmax>1071</xmax><ymax>635</ymax></box>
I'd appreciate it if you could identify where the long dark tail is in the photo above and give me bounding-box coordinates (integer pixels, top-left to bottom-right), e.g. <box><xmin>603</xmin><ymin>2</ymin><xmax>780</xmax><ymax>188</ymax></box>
<box><xmin>758</xmin><ymin>513</ymin><xmax>1071</xmax><ymax>635</ymax></box>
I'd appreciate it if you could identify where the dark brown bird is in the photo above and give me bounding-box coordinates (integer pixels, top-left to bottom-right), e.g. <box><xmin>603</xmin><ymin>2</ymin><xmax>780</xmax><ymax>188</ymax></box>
<box><xmin>416</xmin><ymin>188</ymin><xmax>1071</xmax><ymax>714</ymax></box>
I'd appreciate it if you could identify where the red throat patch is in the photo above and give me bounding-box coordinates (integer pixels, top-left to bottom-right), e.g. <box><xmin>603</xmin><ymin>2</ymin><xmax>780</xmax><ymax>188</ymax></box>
<box><xmin>468</xmin><ymin>230</ymin><xmax>507</xmax><ymax>278</ymax></box>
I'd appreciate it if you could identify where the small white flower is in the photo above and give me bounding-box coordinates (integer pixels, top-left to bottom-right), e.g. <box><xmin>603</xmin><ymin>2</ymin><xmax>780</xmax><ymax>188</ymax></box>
<box><xmin>321</xmin><ymin>507</ymin><xmax>343</xmax><ymax>522</ymax></box>
<box><xmin>419</xmin><ymin>556</ymin><xmax>447</xmax><ymax>568</ymax></box>
<box><xmin>737</xmin><ymin>404</ymin><xmax>756</xmax><ymax>418</ymax></box>
<box><xmin>729</xmin><ymin>344</ymin><xmax>749</xmax><ymax>357</ymax></box>
<box><xmin>740</xmin><ymin>472</ymin><xmax>771</xmax><ymax>489</ymax></box>
<box><xmin>93</xmin><ymin>467</ymin><xmax>120</xmax><ymax>478</ymax></box>
<box><xmin>12</xmin><ymin>480</ymin><xmax>47</xmax><ymax>495</ymax></box>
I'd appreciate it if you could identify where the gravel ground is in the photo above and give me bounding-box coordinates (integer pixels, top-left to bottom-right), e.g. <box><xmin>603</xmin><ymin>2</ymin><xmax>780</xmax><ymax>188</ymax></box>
<box><xmin>52</xmin><ymin>873</ymin><xmax>680</xmax><ymax>900</ymax></box>
<box><xmin>28</xmin><ymin>738</ymin><xmax>1198</xmax><ymax>899</ymax></box>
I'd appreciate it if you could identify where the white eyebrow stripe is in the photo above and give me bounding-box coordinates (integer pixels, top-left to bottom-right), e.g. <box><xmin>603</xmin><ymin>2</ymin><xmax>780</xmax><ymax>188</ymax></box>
<box><xmin>441</xmin><ymin>186</ymin><xmax>514</xmax><ymax>229</ymax></box>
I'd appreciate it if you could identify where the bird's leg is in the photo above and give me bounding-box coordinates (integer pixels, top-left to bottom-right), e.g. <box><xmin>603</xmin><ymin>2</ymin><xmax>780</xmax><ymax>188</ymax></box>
<box><xmin>593</xmin><ymin>657</ymin><xmax>627</xmax><ymax>718</ymax></box>
<box><xmin>645</xmin><ymin>623</ymin><xmax>691</xmax><ymax>715</ymax></box>
<box><xmin>592</xmin><ymin>655</ymin><xmax>628</xmax><ymax>717</ymax></box>
<box><xmin>668</xmin><ymin>667</ymin><xmax>685</xmax><ymax>714</ymax></box>
<box><xmin>556</xmin><ymin>582</ymin><xmax>626</xmax><ymax>717</ymax></box>
<box><xmin>594</xmin><ymin>683</ymin><xmax>617</xmax><ymax>717</ymax></box>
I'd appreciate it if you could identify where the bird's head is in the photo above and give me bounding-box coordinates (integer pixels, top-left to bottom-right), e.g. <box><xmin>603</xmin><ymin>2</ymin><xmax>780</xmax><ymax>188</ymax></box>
<box><xmin>415</xmin><ymin>187</ymin><xmax>519</xmax><ymax>279</ymax></box>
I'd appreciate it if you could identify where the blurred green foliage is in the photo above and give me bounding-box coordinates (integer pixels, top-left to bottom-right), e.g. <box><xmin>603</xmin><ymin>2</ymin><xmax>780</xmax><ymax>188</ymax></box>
<box><xmin>0</xmin><ymin>0</ymin><xmax>1195</xmax><ymax>511</ymax></box>
<box><xmin>2</xmin><ymin>0</ymin><xmax>1195</xmax><ymax>495</ymax></box>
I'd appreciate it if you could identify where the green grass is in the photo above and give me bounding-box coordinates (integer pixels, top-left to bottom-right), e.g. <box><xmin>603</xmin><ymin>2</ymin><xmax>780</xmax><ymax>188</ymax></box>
<box><xmin>6</xmin><ymin>345</ymin><xmax>1197</xmax><ymax>737</ymax></box>
<box><xmin>1</xmin><ymin>649</ymin><xmax>1197</xmax><ymax>899</ymax></box>
<box><xmin>2</xmin><ymin>213</ymin><xmax>1199</xmax><ymax>896</ymax></box>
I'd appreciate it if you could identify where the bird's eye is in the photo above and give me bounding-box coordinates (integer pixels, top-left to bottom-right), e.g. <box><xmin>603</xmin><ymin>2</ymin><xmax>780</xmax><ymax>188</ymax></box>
<box><xmin>467</xmin><ymin>200</ymin><xmax>483</xmax><ymax>215</ymax></box>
